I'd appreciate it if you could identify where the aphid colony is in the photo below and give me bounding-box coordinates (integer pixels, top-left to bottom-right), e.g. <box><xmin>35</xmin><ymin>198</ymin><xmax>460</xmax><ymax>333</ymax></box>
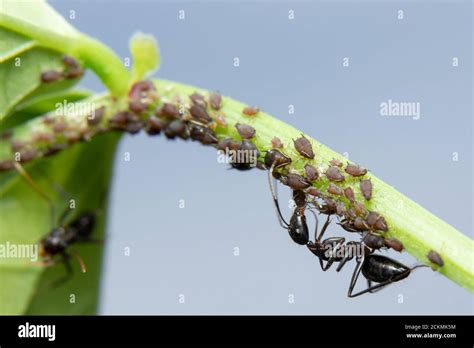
<box><xmin>1</xmin><ymin>69</ymin><xmax>445</xmax><ymax>296</ymax></box>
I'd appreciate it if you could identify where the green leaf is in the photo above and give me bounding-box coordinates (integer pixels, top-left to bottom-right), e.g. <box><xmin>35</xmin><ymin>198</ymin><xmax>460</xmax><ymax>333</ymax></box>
<box><xmin>0</xmin><ymin>27</ymin><xmax>35</xmax><ymax>63</ymax></box>
<box><xmin>0</xmin><ymin>132</ymin><xmax>120</xmax><ymax>314</ymax></box>
<box><xmin>130</xmin><ymin>32</ymin><xmax>160</xmax><ymax>81</ymax></box>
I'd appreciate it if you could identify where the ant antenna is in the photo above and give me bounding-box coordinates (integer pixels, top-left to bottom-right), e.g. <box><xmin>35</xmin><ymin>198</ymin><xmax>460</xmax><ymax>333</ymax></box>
<box><xmin>267</xmin><ymin>163</ymin><xmax>289</xmax><ymax>227</ymax></box>
<box><xmin>70</xmin><ymin>250</ymin><xmax>87</xmax><ymax>273</ymax></box>
<box><xmin>13</xmin><ymin>162</ymin><xmax>56</xmax><ymax>228</ymax></box>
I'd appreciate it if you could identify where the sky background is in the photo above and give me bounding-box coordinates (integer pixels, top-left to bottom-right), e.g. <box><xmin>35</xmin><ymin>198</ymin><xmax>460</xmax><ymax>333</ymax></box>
<box><xmin>49</xmin><ymin>0</ymin><xmax>472</xmax><ymax>314</ymax></box>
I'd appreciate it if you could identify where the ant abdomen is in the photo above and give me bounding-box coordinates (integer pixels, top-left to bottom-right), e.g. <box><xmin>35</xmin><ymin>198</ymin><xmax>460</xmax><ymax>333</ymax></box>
<box><xmin>288</xmin><ymin>209</ymin><xmax>309</xmax><ymax>245</ymax></box>
<box><xmin>362</xmin><ymin>254</ymin><xmax>410</xmax><ymax>283</ymax></box>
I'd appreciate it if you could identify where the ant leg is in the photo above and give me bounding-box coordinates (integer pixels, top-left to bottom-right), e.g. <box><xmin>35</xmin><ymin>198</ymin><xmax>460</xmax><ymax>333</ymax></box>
<box><xmin>347</xmin><ymin>255</ymin><xmax>365</xmax><ymax>297</ymax></box>
<box><xmin>267</xmin><ymin>164</ymin><xmax>289</xmax><ymax>228</ymax></box>
<box><xmin>13</xmin><ymin>162</ymin><xmax>55</xmax><ymax>228</ymax></box>
<box><xmin>336</xmin><ymin>241</ymin><xmax>358</xmax><ymax>272</ymax></box>
<box><xmin>317</xmin><ymin>215</ymin><xmax>332</xmax><ymax>241</ymax></box>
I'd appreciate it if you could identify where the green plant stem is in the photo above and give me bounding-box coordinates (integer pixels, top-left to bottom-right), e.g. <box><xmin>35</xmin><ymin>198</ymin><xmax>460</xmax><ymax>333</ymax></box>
<box><xmin>1</xmin><ymin>78</ymin><xmax>472</xmax><ymax>292</ymax></box>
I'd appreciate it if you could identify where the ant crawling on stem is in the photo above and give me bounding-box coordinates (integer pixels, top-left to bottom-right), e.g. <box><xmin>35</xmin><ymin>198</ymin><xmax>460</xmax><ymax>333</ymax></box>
<box><xmin>14</xmin><ymin>162</ymin><xmax>100</xmax><ymax>288</ymax></box>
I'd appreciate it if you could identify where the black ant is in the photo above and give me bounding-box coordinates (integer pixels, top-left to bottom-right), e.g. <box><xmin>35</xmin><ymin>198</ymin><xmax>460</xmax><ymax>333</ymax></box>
<box><xmin>14</xmin><ymin>162</ymin><xmax>99</xmax><ymax>287</ymax></box>
<box><xmin>267</xmin><ymin>165</ymin><xmax>310</xmax><ymax>245</ymax></box>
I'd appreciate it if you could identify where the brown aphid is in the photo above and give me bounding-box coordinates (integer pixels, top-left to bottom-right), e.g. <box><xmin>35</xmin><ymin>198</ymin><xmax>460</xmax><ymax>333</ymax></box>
<box><xmin>64</xmin><ymin>66</ymin><xmax>84</xmax><ymax>79</ymax></box>
<box><xmin>283</xmin><ymin>173</ymin><xmax>311</xmax><ymax>190</ymax></box>
<box><xmin>32</xmin><ymin>132</ymin><xmax>54</xmax><ymax>143</ymax></box>
<box><xmin>158</xmin><ymin>103</ymin><xmax>180</xmax><ymax>119</ymax></box>
<box><xmin>189</xmin><ymin>124</ymin><xmax>218</xmax><ymax>145</ymax></box>
<box><xmin>52</xmin><ymin>121</ymin><xmax>68</xmax><ymax>133</ymax></box>
<box><xmin>217</xmin><ymin>138</ymin><xmax>241</xmax><ymax>152</ymax></box>
<box><xmin>18</xmin><ymin>149</ymin><xmax>38</xmax><ymax>163</ymax></box>
<box><xmin>335</xmin><ymin>202</ymin><xmax>346</xmax><ymax>216</ymax></box>
<box><xmin>11</xmin><ymin>140</ymin><xmax>26</xmax><ymax>152</ymax></box>
<box><xmin>190</xmin><ymin>92</ymin><xmax>207</xmax><ymax>108</ymax></box>
<box><xmin>0</xmin><ymin>160</ymin><xmax>14</xmax><ymax>172</ymax></box>
<box><xmin>124</xmin><ymin>122</ymin><xmax>144</xmax><ymax>135</ymax></box>
<box><xmin>63</xmin><ymin>55</ymin><xmax>83</xmax><ymax>78</ymax></box>
<box><xmin>87</xmin><ymin>106</ymin><xmax>105</xmax><ymax>126</ymax></box>
<box><xmin>385</xmin><ymin>238</ymin><xmax>404</xmax><ymax>252</ymax></box>
<box><xmin>235</xmin><ymin>123</ymin><xmax>255</xmax><ymax>139</ymax></box>
<box><xmin>345</xmin><ymin>163</ymin><xmax>367</xmax><ymax>177</ymax></box>
<box><xmin>329</xmin><ymin>159</ymin><xmax>343</xmax><ymax>167</ymax></box>
<box><xmin>427</xmin><ymin>250</ymin><xmax>444</xmax><ymax>267</ymax></box>
<box><xmin>360</xmin><ymin>179</ymin><xmax>373</xmax><ymax>200</ymax></box>
<box><xmin>366</xmin><ymin>211</ymin><xmax>388</xmax><ymax>232</ymax></box>
<box><xmin>189</xmin><ymin>104</ymin><xmax>212</xmax><ymax>124</ymax></box>
<box><xmin>353</xmin><ymin>201</ymin><xmax>367</xmax><ymax>217</ymax></box>
<box><xmin>215</xmin><ymin>114</ymin><xmax>227</xmax><ymax>127</ymax></box>
<box><xmin>304</xmin><ymin>164</ymin><xmax>318</xmax><ymax>181</ymax></box>
<box><xmin>209</xmin><ymin>92</ymin><xmax>222</xmax><ymax>110</ymax></box>
<box><xmin>43</xmin><ymin>143</ymin><xmax>67</xmax><ymax>157</ymax></box>
<box><xmin>109</xmin><ymin>111</ymin><xmax>129</xmax><ymax>127</ymax></box>
<box><xmin>145</xmin><ymin>116</ymin><xmax>167</xmax><ymax>135</ymax></box>
<box><xmin>164</xmin><ymin>120</ymin><xmax>188</xmax><ymax>140</ymax></box>
<box><xmin>353</xmin><ymin>217</ymin><xmax>369</xmax><ymax>231</ymax></box>
<box><xmin>320</xmin><ymin>197</ymin><xmax>337</xmax><ymax>215</ymax></box>
<box><xmin>0</xmin><ymin>130</ymin><xmax>13</xmax><ymax>140</ymax></box>
<box><xmin>128</xmin><ymin>80</ymin><xmax>157</xmax><ymax>113</ymax></box>
<box><xmin>327</xmin><ymin>183</ymin><xmax>343</xmax><ymax>196</ymax></box>
<box><xmin>293</xmin><ymin>135</ymin><xmax>314</xmax><ymax>159</ymax></box>
<box><xmin>264</xmin><ymin>149</ymin><xmax>291</xmax><ymax>169</ymax></box>
<box><xmin>306</xmin><ymin>187</ymin><xmax>322</xmax><ymax>198</ymax></box>
<box><xmin>271</xmin><ymin>136</ymin><xmax>283</xmax><ymax>149</ymax></box>
<box><xmin>242</xmin><ymin>106</ymin><xmax>259</xmax><ymax>116</ymax></box>
<box><xmin>344</xmin><ymin>207</ymin><xmax>357</xmax><ymax>220</ymax></box>
<box><xmin>325</xmin><ymin>166</ymin><xmax>345</xmax><ymax>182</ymax></box>
<box><xmin>40</xmin><ymin>70</ymin><xmax>62</xmax><ymax>83</ymax></box>
<box><xmin>344</xmin><ymin>187</ymin><xmax>355</xmax><ymax>202</ymax></box>
<box><xmin>63</xmin><ymin>130</ymin><xmax>82</xmax><ymax>143</ymax></box>
<box><xmin>363</xmin><ymin>233</ymin><xmax>385</xmax><ymax>250</ymax></box>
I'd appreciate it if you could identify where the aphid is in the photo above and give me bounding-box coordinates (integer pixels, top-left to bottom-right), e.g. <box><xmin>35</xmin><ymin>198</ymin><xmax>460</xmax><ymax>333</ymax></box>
<box><xmin>335</xmin><ymin>202</ymin><xmax>346</xmax><ymax>216</ymax></box>
<box><xmin>128</xmin><ymin>80</ymin><xmax>156</xmax><ymax>113</ymax></box>
<box><xmin>235</xmin><ymin>123</ymin><xmax>256</xmax><ymax>139</ymax></box>
<box><xmin>230</xmin><ymin>140</ymin><xmax>259</xmax><ymax>170</ymax></box>
<box><xmin>319</xmin><ymin>197</ymin><xmax>337</xmax><ymax>215</ymax></box>
<box><xmin>329</xmin><ymin>159</ymin><xmax>343</xmax><ymax>167</ymax></box>
<box><xmin>360</xmin><ymin>179</ymin><xmax>372</xmax><ymax>200</ymax></box>
<box><xmin>345</xmin><ymin>164</ymin><xmax>367</xmax><ymax>177</ymax></box>
<box><xmin>62</xmin><ymin>55</ymin><xmax>84</xmax><ymax>79</ymax></box>
<box><xmin>271</xmin><ymin>136</ymin><xmax>283</xmax><ymax>148</ymax></box>
<box><xmin>32</xmin><ymin>132</ymin><xmax>54</xmax><ymax>143</ymax></box>
<box><xmin>362</xmin><ymin>232</ymin><xmax>385</xmax><ymax>250</ymax></box>
<box><xmin>44</xmin><ymin>143</ymin><xmax>67</xmax><ymax>157</ymax></box>
<box><xmin>353</xmin><ymin>201</ymin><xmax>367</xmax><ymax>217</ymax></box>
<box><xmin>293</xmin><ymin>135</ymin><xmax>314</xmax><ymax>159</ymax></box>
<box><xmin>11</xmin><ymin>140</ymin><xmax>26</xmax><ymax>152</ymax></box>
<box><xmin>327</xmin><ymin>183</ymin><xmax>343</xmax><ymax>196</ymax></box>
<box><xmin>209</xmin><ymin>92</ymin><xmax>222</xmax><ymax>110</ymax></box>
<box><xmin>0</xmin><ymin>130</ymin><xmax>13</xmax><ymax>140</ymax></box>
<box><xmin>18</xmin><ymin>149</ymin><xmax>38</xmax><ymax>163</ymax></box>
<box><xmin>242</xmin><ymin>106</ymin><xmax>259</xmax><ymax>116</ymax></box>
<box><xmin>164</xmin><ymin>120</ymin><xmax>188</xmax><ymax>139</ymax></box>
<box><xmin>40</xmin><ymin>70</ymin><xmax>62</xmax><ymax>83</ymax></box>
<box><xmin>366</xmin><ymin>211</ymin><xmax>388</xmax><ymax>232</ymax></box>
<box><xmin>385</xmin><ymin>238</ymin><xmax>404</xmax><ymax>252</ymax></box>
<box><xmin>145</xmin><ymin>116</ymin><xmax>167</xmax><ymax>135</ymax></box>
<box><xmin>427</xmin><ymin>250</ymin><xmax>444</xmax><ymax>267</ymax></box>
<box><xmin>87</xmin><ymin>106</ymin><xmax>105</xmax><ymax>126</ymax></box>
<box><xmin>338</xmin><ymin>217</ymin><xmax>368</xmax><ymax>233</ymax></box>
<box><xmin>344</xmin><ymin>187</ymin><xmax>355</xmax><ymax>202</ymax></box>
<box><xmin>109</xmin><ymin>111</ymin><xmax>129</xmax><ymax>128</ymax></box>
<box><xmin>189</xmin><ymin>124</ymin><xmax>218</xmax><ymax>145</ymax></box>
<box><xmin>0</xmin><ymin>160</ymin><xmax>14</xmax><ymax>172</ymax></box>
<box><xmin>190</xmin><ymin>92</ymin><xmax>207</xmax><ymax>108</ymax></box>
<box><xmin>215</xmin><ymin>115</ymin><xmax>227</xmax><ymax>127</ymax></box>
<box><xmin>347</xmin><ymin>253</ymin><xmax>427</xmax><ymax>297</ymax></box>
<box><xmin>158</xmin><ymin>103</ymin><xmax>180</xmax><ymax>119</ymax></box>
<box><xmin>52</xmin><ymin>121</ymin><xmax>68</xmax><ymax>133</ymax></box>
<box><xmin>189</xmin><ymin>104</ymin><xmax>212</xmax><ymax>124</ymax></box>
<box><xmin>264</xmin><ymin>149</ymin><xmax>291</xmax><ymax>169</ymax></box>
<box><xmin>304</xmin><ymin>164</ymin><xmax>318</xmax><ymax>181</ymax></box>
<box><xmin>217</xmin><ymin>138</ymin><xmax>241</xmax><ymax>152</ymax></box>
<box><xmin>325</xmin><ymin>166</ymin><xmax>345</xmax><ymax>182</ymax></box>
<box><xmin>306</xmin><ymin>187</ymin><xmax>322</xmax><ymax>198</ymax></box>
<box><xmin>282</xmin><ymin>173</ymin><xmax>311</xmax><ymax>190</ymax></box>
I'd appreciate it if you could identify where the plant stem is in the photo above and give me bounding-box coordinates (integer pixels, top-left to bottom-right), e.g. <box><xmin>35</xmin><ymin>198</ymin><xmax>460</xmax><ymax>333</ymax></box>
<box><xmin>1</xmin><ymin>78</ymin><xmax>472</xmax><ymax>292</ymax></box>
